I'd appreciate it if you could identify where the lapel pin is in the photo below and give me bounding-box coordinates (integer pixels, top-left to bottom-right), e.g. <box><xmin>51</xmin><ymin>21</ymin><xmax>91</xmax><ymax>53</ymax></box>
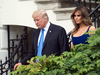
<box><xmin>49</xmin><ymin>31</ymin><xmax>51</xmax><ymax>33</ymax></box>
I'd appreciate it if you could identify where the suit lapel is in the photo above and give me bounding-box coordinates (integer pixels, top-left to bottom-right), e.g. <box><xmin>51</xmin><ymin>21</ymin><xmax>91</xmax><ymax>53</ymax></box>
<box><xmin>34</xmin><ymin>29</ymin><xmax>40</xmax><ymax>54</ymax></box>
<box><xmin>43</xmin><ymin>24</ymin><xmax>53</xmax><ymax>50</ymax></box>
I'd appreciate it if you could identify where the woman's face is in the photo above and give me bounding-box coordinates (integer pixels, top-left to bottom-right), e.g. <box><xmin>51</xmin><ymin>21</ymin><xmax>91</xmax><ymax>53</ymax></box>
<box><xmin>74</xmin><ymin>11</ymin><xmax>82</xmax><ymax>24</ymax></box>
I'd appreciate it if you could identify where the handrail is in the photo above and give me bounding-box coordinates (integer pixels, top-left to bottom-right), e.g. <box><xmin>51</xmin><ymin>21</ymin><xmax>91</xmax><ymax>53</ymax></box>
<box><xmin>0</xmin><ymin>27</ymin><xmax>28</xmax><ymax>75</ymax></box>
<box><xmin>0</xmin><ymin>38</ymin><xmax>22</xmax><ymax>66</ymax></box>
<box><xmin>67</xmin><ymin>0</ymin><xmax>99</xmax><ymax>12</ymax></box>
<box><xmin>89</xmin><ymin>4</ymin><xmax>100</xmax><ymax>22</ymax></box>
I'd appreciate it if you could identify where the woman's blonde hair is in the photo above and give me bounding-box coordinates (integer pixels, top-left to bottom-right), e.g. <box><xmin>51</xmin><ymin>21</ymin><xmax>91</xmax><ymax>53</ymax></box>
<box><xmin>32</xmin><ymin>9</ymin><xmax>49</xmax><ymax>21</ymax></box>
<box><xmin>71</xmin><ymin>6</ymin><xmax>92</xmax><ymax>35</ymax></box>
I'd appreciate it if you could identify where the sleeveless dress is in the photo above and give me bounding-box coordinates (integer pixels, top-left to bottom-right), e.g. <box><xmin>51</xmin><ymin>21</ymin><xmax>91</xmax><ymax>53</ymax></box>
<box><xmin>72</xmin><ymin>25</ymin><xmax>92</xmax><ymax>46</ymax></box>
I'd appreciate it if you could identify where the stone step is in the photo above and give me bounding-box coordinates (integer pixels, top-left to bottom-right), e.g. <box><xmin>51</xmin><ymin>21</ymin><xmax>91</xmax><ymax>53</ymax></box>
<box><xmin>34</xmin><ymin>0</ymin><xmax>57</xmax><ymax>2</ymax></box>
<box><xmin>34</xmin><ymin>0</ymin><xmax>58</xmax><ymax>10</ymax></box>
<box><xmin>59</xmin><ymin>0</ymin><xmax>100</xmax><ymax>8</ymax></box>
<box><xmin>53</xmin><ymin>7</ymin><xmax>76</xmax><ymax>20</ymax></box>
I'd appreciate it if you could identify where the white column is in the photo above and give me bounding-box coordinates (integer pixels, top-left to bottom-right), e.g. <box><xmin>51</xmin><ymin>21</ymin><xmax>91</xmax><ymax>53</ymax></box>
<box><xmin>0</xmin><ymin>0</ymin><xmax>8</xmax><ymax>63</ymax></box>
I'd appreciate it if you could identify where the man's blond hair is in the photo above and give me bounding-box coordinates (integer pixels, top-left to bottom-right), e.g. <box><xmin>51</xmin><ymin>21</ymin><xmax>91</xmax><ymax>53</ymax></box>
<box><xmin>32</xmin><ymin>9</ymin><xmax>49</xmax><ymax>21</ymax></box>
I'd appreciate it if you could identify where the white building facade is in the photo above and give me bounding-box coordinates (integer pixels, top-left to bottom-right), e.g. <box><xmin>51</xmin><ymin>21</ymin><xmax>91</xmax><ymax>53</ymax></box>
<box><xmin>0</xmin><ymin>0</ymin><xmax>74</xmax><ymax>63</ymax></box>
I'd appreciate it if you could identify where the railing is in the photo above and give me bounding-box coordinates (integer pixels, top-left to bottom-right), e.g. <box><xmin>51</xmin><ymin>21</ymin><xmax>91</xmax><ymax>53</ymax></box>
<box><xmin>89</xmin><ymin>4</ymin><xmax>100</xmax><ymax>28</ymax></box>
<box><xmin>66</xmin><ymin>0</ymin><xmax>99</xmax><ymax>9</ymax></box>
<box><xmin>0</xmin><ymin>26</ymin><xmax>28</xmax><ymax>75</ymax></box>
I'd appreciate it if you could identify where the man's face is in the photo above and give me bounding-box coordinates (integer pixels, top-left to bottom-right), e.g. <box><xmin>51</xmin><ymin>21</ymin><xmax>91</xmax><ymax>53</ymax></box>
<box><xmin>33</xmin><ymin>15</ymin><xmax>47</xmax><ymax>29</ymax></box>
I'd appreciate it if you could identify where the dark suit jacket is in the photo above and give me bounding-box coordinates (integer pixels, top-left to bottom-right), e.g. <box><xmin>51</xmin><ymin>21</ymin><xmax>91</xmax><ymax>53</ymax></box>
<box><xmin>21</xmin><ymin>23</ymin><xmax>70</xmax><ymax>64</ymax></box>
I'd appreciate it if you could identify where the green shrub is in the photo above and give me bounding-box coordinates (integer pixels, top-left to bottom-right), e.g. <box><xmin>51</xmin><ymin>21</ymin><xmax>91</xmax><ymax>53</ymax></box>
<box><xmin>10</xmin><ymin>27</ymin><xmax>100</xmax><ymax>75</ymax></box>
<box><xmin>98</xmin><ymin>0</ymin><xmax>100</xmax><ymax>2</ymax></box>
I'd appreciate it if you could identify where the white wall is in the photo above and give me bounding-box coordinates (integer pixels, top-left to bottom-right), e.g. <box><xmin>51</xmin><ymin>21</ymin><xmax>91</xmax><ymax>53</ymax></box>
<box><xmin>2</xmin><ymin>0</ymin><xmax>74</xmax><ymax>32</ymax></box>
<box><xmin>2</xmin><ymin>0</ymin><xmax>37</xmax><ymax>28</ymax></box>
<box><xmin>0</xmin><ymin>0</ymin><xmax>8</xmax><ymax>63</ymax></box>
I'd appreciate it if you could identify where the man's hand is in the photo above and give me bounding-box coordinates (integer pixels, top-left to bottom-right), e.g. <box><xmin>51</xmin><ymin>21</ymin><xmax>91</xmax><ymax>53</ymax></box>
<box><xmin>14</xmin><ymin>63</ymin><xmax>22</xmax><ymax>71</ymax></box>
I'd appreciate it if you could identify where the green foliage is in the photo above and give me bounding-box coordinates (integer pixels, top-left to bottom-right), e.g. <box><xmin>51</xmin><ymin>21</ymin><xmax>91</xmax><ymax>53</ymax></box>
<box><xmin>10</xmin><ymin>27</ymin><xmax>100</xmax><ymax>75</ymax></box>
<box><xmin>98</xmin><ymin>0</ymin><xmax>100</xmax><ymax>2</ymax></box>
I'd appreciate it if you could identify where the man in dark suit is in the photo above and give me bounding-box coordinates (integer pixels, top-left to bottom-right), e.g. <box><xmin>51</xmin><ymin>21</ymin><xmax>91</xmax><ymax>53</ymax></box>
<box><xmin>14</xmin><ymin>9</ymin><xmax>70</xmax><ymax>70</ymax></box>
